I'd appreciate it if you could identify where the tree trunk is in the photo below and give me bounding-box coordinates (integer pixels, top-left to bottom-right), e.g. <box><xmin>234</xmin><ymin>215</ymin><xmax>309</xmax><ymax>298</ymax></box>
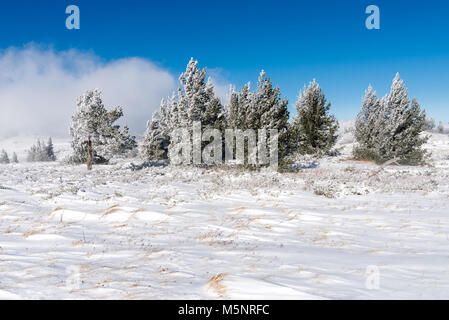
<box><xmin>87</xmin><ymin>136</ymin><xmax>93</xmax><ymax>171</ymax></box>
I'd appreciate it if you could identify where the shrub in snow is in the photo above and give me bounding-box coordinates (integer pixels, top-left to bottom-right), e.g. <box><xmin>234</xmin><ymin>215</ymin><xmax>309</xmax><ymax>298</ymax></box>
<box><xmin>310</xmin><ymin>179</ymin><xmax>339</xmax><ymax>198</ymax></box>
<box><xmin>289</xmin><ymin>80</ymin><xmax>339</xmax><ymax>156</ymax></box>
<box><xmin>69</xmin><ymin>89</ymin><xmax>137</xmax><ymax>164</ymax></box>
<box><xmin>0</xmin><ymin>150</ymin><xmax>10</xmax><ymax>164</ymax></box>
<box><xmin>354</xmin><ymin>74</ymin><xmax>428</xmax><ymax>165</ymax></box>
<box><xmin>26</xmin><ymin>138</ymin><xmax>56</xmax><ymax>162</ymax></box>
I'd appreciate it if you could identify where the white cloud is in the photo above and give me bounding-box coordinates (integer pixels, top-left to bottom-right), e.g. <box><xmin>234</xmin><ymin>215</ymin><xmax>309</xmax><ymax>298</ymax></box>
<box><xmin>0</xmin><ymin>45</ymin><xmax>176</xmax><ymax>138</ymax></box>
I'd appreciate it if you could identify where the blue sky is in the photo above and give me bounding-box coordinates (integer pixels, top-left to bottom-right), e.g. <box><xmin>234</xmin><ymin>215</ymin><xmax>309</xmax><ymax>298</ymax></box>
<box><xmin>1</xmin><ymin>0</ymin><xmax>449</xmax><ymax>124</ymax></box>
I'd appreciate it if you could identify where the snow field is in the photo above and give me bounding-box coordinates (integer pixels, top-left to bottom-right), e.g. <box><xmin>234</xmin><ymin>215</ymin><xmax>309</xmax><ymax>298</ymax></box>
<box><xmin>0</xmin><ymin>132</ymin><xmax>449</xmax><ymax>299</ymax></box>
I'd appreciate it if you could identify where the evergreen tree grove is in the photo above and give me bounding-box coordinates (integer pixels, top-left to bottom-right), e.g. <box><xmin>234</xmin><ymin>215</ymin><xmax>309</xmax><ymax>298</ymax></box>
<box><xmin>141</xmin><ymin>58</ymin><xmax>224</xmax><ymax>161</ymax></box>
<box><xmin>26</xmin><ymin>138</ymin><xmax>56</xmax><ymax>162</ymax></box>
<box><xmin>0</xmin><ymin>150</ymin><xmax>10</xmax><ymax>164</ymax></box>
<box><xmin>353</xmin><ymin>73</ymin><xmax>428</xmax><ymax>165</ymax></box>
<box><xmin>290</xmin><ymin>80</ymin><xmax>339</xmax><ymax>156</ymax></box>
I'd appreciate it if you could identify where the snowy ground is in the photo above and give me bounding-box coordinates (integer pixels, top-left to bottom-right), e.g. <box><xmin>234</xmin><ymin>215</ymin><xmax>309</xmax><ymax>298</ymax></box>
<box><xmin>1</xmin><ymin>132</ymin><xmax>449</xmax><ymax>299</ymax></box>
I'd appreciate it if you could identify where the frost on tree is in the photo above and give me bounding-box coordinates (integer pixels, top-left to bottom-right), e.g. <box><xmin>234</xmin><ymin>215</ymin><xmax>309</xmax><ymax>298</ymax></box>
<box><xmin>354</xmin><ymin>73</ymin><xmax>428</xmax><ymax>165</ymax></box>
<box><xmin>45</xmin><ymin>138</ymin><xmax>56</xmax><ymax>161</ymax></box>
<box><xmin>290</xmin><ymin>80</ymin><xmax>339</xmax><ymax>156</ymax></box>
<box><xmin>253</xmin><ymin>70</ymin><xmax>290</xmax><ymax>160</ymax></box>
<box><xmin>225</xmin><ymin>71</ymin><xmax>290</xmax><ymax>163</ymax></box>
<box><xmin>353</xmin><ymin>85</ymin><xmax>382</xmax><ymax>160</ymax></box>
<box><xmin>226</xmin><ymin>83</ymin><xmax>253</xmax><ymax>130</ymax></box>
<box><xmin>142</xmin><ymin>63</ymin><xmax>291</xmax><ymax>165</ymax></box>
<box><xmin>140</xmin><ymin>58</ymin><xmax>224</xmax><ymax>161</ymax></box>
<box><xmin>26</xmin><ymin>138</ymin><xmax>56</xmax><ymax>162</ymax></box>
<box><xmin>178</xmin><ymin>58</ymin><xmax>224</xmax><ymax>129</ymax></box>
<box><xmin>69</xmin><ymin>89</ymin><xmax>137</xmax><ymax>164</ymax></box>
<box><xmin>141</xmin><ymin>102</ymin><xmax>171</xmax><ymax>161</ymax></box>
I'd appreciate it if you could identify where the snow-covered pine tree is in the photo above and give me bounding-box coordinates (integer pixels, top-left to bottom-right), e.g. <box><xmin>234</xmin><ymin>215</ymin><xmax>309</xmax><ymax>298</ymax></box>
<box><xmin>116</xmin><ymin>125</ymin><xmax>137</xmax><ymax>155</ymax></box>
<box><xmin>69</xmin><ymin>89</ymin><xmax>136</xmax><ymax>164</ymax></box>
<box><xmin>224</xmin><ymin>72</ymin><xmax>290</xmax><ymax>164</ymax></box>
<box><xmin>252</xmin><ymin>70</ymin><xmax>290</xmax><ymax>160</ymax></box>
<box><xmin>177</xmin><ymin>58</ymin><xmax>224</xmax><ymax>130</ymax></box>
<box><xmin>376</xmin><ymin>74</ymin><xmax>428</xmax><ymax>165</ymax></box>
<box><xmin>140</xmin><ymin>99</ymin><xmax>171</xmax><ymax>161</ymax></box>
<box><xmin>26</xmin><ymin>144</ymin><xmax>37</xmax><ymax>162</ymax></box>
<box><xmin>224</xmin><ymin>84</ymin><xmax>250</xmax><ymax>164</ymax></box>
<box><xmin>226</xmin><ymin>89</ymin><xmax>241</xmax><ymax>129</ymax></box>
<box><xmin>226</xmin><ymin>83</ymin><xmax>253</xmax><ymax>130</ymax></box>
<box><xmin>178</xmin><ymin>58</ymin><xmax>207</xmax><ymax>126</ymax></box>
<box><xmin>0</xmin><ymin>150</ymin><xmax>10</xmax><ymax>164</ymax></box>
<box><xmin>26</xmin><ymin>139</ymin><xmax>56</xmax><ymax>162</ymax></box>
<box><xmin>291</xmin><ymin>80</ymin><xmax>339</xmax><ymax>156</ymax></box>
<box><xmin>141</xmin><ymin>59</ymin><xmax>225</xmax><ymax>162</ymax></box>
<box><xmin>354</xmin><ymin>74</ymin><xmax>428</xmax><ymax>165</ymax></box>
<box><xmin>45</xmin><ymin>137</ymin><xmax>56</xmax><ymax>161</ymax></box>
<box><xmin>12</xmin><ymin>152</ymin><xmax>18</xmax><ymax>163</ymax></box>
<box><xmin>176</xmin><ymin>87</ymin><xmax>189</xmax><ymax>129</ymax></box>
<box><xmin>202</xmin><ymin>78</ymin><xmax>225</xmax><ymax>130</ymax></box>
<box><xmin>165</xmin><ymin>91</ymin><xmax>181</xmax><ymax>130</ymax></box>
<box><xmin>353</xmin><ymin>85</ymin><xmax>382</xmax><ymax>160</ymax></box>
<box><xmin>239</xmin><ymin>84</ymin><xmax>253</xmax><ymax>130</ymax></box>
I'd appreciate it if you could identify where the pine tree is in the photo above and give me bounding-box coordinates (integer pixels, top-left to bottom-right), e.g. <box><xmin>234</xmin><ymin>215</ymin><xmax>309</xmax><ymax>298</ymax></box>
<box><xmin>141</xmin><ymin>58</ymin><xmax>224</xmax><ymax>162</ymax></box>
<box><xmin>69</xmin><ymin>89</ymin><xmax>136</xmax><ymax>164</ymax></box>
<box><xmin>12</xmin><ymin>152</ymin><xmax>19</xmax><ymax>163</ymax></box>
<box><xmin>140</xmin><ymin>100</ymin><xmax>171</xmax><ymax>161</ymax></box>
<box><xmin>353</xmin><ymin>74</ymin><xmax>428</xmax><ymax>165</ymax></box>
<box><xmin>226</xmin><ymin>89</ymin><xmax>241</xmax><ymax>129</ymax></box>
<box><xmin>226</xmin><ymin>83</ymin><xmax>253</xmax><ymax>130</ymax></box>
<box><xmin>291</xmin><ymin>80</ymin><xmax>339</xmax><ymax>156</ymax></box>
<box><xmin>202</xmin><ymin>79</ymin><xmax>225</xmax><ymax>130</ymax></box>
<box><xmin>225</xmin><ymin>72</ymin><xmax>290</xmax><ymax>164</ymax></box>
<box><xmin>45</xmin><ymin>137</ymin><xmax>56</xmax><ymax>161</ymax></box>
<box><xmin>172</xmin><ymin>59</ymin><xmax>224</xmax><ymax>161</ymax></box>
<box><xmin>27</xmin><ymin>144</ymin><xmax>37</xmax><ymax>162</ymax></box>
<box><xmin>177</xmin><ymin>58</ymin><xmax>224</xmax><ymax>130</ymax></box>
<box><xmin>252</xmin><ymin>71</ymin><xmax>290</xmax><ymax>159</ymax></box>
<box><xmin>353</xmin><ymin>85</ymin><xmax>382</xmax><ymax>160</ymax></box>
<box><xmin>0</xmin><ymin>150</ymin><xmax>10</xmax><ymax>164</ymax></box>
<box><xmin>376</xmin><ymin>74</ymin><xmax>428</xmax><ymax>164</ymax></box>
<box><xmin>26</xmin><ymin>139</ymin><xmax>56</xmax><ymax>162</ymax></box>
